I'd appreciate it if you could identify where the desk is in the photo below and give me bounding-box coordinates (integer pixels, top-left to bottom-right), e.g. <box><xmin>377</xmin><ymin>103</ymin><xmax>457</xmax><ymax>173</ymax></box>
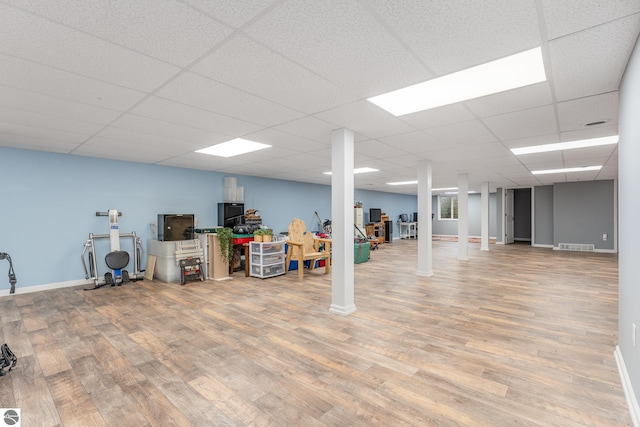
<box><xmin>399</xmin><ymin>222</ymin><xmax>417</xmax><ymax>239</ymax></box>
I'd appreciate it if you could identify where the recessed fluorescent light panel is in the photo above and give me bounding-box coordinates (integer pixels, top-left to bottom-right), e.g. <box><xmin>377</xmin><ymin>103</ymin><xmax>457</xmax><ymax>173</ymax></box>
<box><xmin>511</xmin><ymin>135</ymin><xmax>618</xmax><ymax>155</ymax></box>
<box><xmin>196</xmin><ymin>138</ymin><xmax>271</xmax><ymax>157</ymax></box>
<box><xmin>368</xmin><ymin>47</ymin><xmax>546</xmax><ymax>116</ymax></box>
<box><xmin>531</xmin><ymin>165</ymin><xmax>602</xmax><ymax>175</ymax></box>
<box><xmin>323</xmin><ymin>167</ymin><xmax>379</xmax><ymax>175</ymax></box>
<box><xmin>387</xmin><ymin>180</ymin><xmax>418</xmax><ymax>185</ymax></box>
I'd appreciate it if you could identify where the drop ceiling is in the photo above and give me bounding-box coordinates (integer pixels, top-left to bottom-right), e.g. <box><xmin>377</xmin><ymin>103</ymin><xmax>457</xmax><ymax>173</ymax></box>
<box><xmin>1</xmin><ymin>0</ymin><xmax>638</xmax><ymax>195</ymax></box>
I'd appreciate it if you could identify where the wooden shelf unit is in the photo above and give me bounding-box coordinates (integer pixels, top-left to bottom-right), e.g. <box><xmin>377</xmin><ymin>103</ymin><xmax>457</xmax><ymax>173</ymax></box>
<box><xmin>366</xmin><ymin>214</ymin><xmax>389</xmax><ymax>243</ymax></box>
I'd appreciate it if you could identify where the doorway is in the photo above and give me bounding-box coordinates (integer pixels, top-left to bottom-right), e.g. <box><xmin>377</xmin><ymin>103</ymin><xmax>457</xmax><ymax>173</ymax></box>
<box><xmin>504</xmin><ymin>188</ymin><xmax>532</xmax><ymax>245</ymax></box>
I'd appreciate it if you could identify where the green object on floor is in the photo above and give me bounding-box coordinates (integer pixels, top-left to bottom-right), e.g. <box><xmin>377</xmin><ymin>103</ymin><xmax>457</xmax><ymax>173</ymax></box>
<box><xmin>354</xmin><ymin>242</ymin><xmax>370</xmax><ymax>264</ymax></box>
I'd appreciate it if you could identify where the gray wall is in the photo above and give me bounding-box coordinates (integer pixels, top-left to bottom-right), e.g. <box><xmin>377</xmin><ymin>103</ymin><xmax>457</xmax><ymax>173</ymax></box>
<box><xmin>431</xmin><ymin>193</ymin><xmax>497</xmax><ymax>237</ymax></box>
<box><xmin>618</xmin><ymin>33</ymin><xmax>640</xmax><ymax>415</ymax></box>
<box><xmin>514</xmin><ymin>188</ymin><xmax>531</xmax><ymax>240</ymax></box>
<box><xmin>553</xmin><ymin>180</ymin><xmax>615</xmax><ymax>250</ymax></box>
<box><xmin>533</xmin><ymin>185</ymin><xmax>554</xmax><ymax>246</ymax></box>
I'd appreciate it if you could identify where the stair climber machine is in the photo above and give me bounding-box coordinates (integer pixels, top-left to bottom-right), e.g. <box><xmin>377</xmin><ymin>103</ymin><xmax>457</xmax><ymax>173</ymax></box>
<box><xmin>81</xmin><ymin>209</ymin><xmax>144</xmax><ymax>290</ymax></box>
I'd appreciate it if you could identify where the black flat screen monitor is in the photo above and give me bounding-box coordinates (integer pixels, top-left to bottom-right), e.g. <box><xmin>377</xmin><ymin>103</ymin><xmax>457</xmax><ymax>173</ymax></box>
<box><xmin>370</xmin><ymin>208</ymin><xmax>382</xmax><ymax>223</ymax></box>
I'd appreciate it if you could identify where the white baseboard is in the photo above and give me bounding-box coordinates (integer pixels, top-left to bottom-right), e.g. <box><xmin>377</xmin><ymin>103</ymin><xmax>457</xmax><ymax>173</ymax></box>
<box><xmin>532</xmin><ymin>244</ymin><xmax>554</xmax><ymax>248</ymax></box>
<box><xmin>0</xmin><ymin>278</ymin><xmax>91</xmax><ymax>298</ymax></box>
<box><xmin>615</xmin><ymin>345</ymin><xmax>640</xmax><ymax>427</ymax></box>
<box><xmin>329</xmin><ymin>303</ymin><xmax>357</xmax><ymax>316</ymax></box>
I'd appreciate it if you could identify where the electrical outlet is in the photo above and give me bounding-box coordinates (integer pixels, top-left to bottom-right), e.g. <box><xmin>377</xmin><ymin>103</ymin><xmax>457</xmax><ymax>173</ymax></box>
<box><xmin>634</xmin><ymin>323</ymin><xmax>637</xmax><ymax>347</ymax></box>
<box><xmin>603</xmin><ymin>233</ymin><xmax>608</xmax><ymax>241</ymax></box>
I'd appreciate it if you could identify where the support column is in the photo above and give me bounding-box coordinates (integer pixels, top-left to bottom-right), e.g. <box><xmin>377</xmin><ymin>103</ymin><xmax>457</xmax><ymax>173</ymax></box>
<box><xmin>481</xmin><ymin>182</ymin><xmax>490</xmax><ymax>251</ymax></box>
<box><xmin>417</xmin><ymin>159</ymin><xmax>433</xmax><ymax>277</ymax></box>
<box><xmin>457</xmin><ymin>173</ymin><xmax>469</xmax><ymax>260</ymax></box>
<box><xmin>329</xmin><ymin>128</ymin><xmax>356</xmax><ymax>315</ymax></box>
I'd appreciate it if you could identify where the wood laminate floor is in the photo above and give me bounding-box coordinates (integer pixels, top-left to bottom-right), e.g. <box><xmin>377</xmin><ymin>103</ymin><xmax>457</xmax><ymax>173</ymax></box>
<box><xmin>0</xmin><ymin>240</ymin><xmax>631</xmax><ymax>426</ymax></box>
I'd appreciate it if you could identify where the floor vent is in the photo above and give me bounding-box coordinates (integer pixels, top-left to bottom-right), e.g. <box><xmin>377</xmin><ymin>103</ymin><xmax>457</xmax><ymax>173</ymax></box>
<box><xmin>558</xmin><ymin>243</ymin><xmax>595</xmax><ymax>252</ymax></box>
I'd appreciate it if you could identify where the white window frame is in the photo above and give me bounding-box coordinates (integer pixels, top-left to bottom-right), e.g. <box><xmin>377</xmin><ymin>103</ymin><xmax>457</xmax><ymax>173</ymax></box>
<box><xmin>438</xmin><ymin>195</ymin><xmax>458</xmax><ymax>220</ymax></box>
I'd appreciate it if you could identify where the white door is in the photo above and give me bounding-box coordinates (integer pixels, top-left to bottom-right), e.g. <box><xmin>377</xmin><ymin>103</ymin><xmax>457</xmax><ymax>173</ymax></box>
<box><xmin>505</xmin><ymin>189</ymin><xmax>515</xmax><ymax>244</ymax></box>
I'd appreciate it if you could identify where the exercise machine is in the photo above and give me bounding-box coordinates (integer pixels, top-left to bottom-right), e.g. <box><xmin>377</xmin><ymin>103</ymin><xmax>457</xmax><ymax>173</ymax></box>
<box><xmin>81</xmin><ymin>209</ymin><xmax>144</xmax><ymax>290</ymax></box>
<box><xmin>0</xmin><ymin>252</ymin><xmax>17</xmax><ymax>294</ymax></box>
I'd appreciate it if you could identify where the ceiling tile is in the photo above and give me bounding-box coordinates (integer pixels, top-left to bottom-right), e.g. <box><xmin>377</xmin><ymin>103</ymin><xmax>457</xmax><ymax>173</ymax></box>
<box><xmin>503</xmin><ymin>133</ymin><xmax>560</xmax><ymax>150</ymax></box>
<box><xmin>481</xmin><ymin>105</ymin><xmax>558</xmax><ymax>141</ymax></box>
<box><xmin>244</xmin><ymin>0</ymin><xmax>431</xmax><ymax>97</ymax></box>
<box><xmin>0</xmin><ymin>132</ymin><xmax>79</xmax><ymax>153</ymax></box>
<box><xmin>272</xmin><ymin>116</ymin><xmax>337</xmax><ymax>144</ymax></box>
<box><xmin>465</xmin><ymin>82</ymin><xmax>553</xmax><ymax>118</ymax></box>
<box><xmin>0</xmin><ymin>105</ymin><xmax>104</xmax><ymax>135</ymax></box>
<box><xmin>244</xmin><ymin>128</ymin><xmax>330</xmax><ymax>153</ymax></box>
<box><xmin>3</xmin><ymin>0</ymin><xmax>234</xmax><ymax>66</ymax></box>
<box><xmin>0</xmin><ymin>4</ymin><xmax>180</xmax><ymax>91</ymax></box>
<box><xmin>193</xmin><ymin>34</ymin><xmax>357</xmax><ymax>114</ymax></box>
<box><xmin>542</xmin><ymin>0</ymin><xmax>640</xmax><ymax>39</ymax></box>
<box><xmin>182</xmin><ymin>0</ymin><xmax>279</xmax><ymax>28</ymax></box>
<box><xmin>549</xmin><ymin>14</ymin><xmax>640</xmax><ymax>102</ymax></box>
<box><xmin>355</xmin><ymin>139</ymin><xmax>411</xmax><ymax>159</ymax></box>
<box><xmin>0</xmin><ymin>54</ymin><xmax>146</xmax><ymax>111</ymax></box>
<box><xmin>74</xmin><ymin>138</ymin><xmax>181</xmax><ymax>163</ymax></box>
<box><xmin>514</xmin><ymin>151</ymin><xmax>564</xmax><ymax>166</ymax></box>
<box><xmin>315</xmin><ymin>101</ymin><xmax>417</xmax><ymax>139</ymax></box>
<box><xmin>156</xmin><ymin>72</ymin><xmax>304</xmax><ymax>127</ymax></box>
<box><xmin>108</xmin><ymin>114</ymin><xmax>231</xmax><ymax>149</ymax></box>
<box><xmin>96</xmin><ymin>126</ymin><xmax>207</xmax><ymax>152</ymax></box>
<box><xmin>559</xmin><ymin>125</ymin><xmax>620</xmax><ymax>145</ymax></box>
<box><xmin>366</xmin><ymin>0</ymin><xmax>541</xmax><ymax>75</ymax></box>
<box><xmin>0</xmin><ymin>120</ymin><xmax>90</xmax><ymax>144</ymax></box>
<box><xmin>400</xmin><ymin>103</ymin><xmax>477</xmax><ymax>130</ymax></box>
<box><xmin>421</xmin><ymin>120</ymin><xmax>498</xmax><ymax>148</ymax></box>
<box><xmin>557</xmin><ymin>92</ymin><xmax>618</xmax><ymax>132</ymax></box>
<box><xmin>0</xmin><ymin>85</ymin><xmax>122</xmax><ymax>125</ymax></box>
<box><xmin>562</xmin><ymin>145</ymin><xmax>618</xmax><ymax>161</ymax></box>
<box><xmin>130</xmin><ymin>96</ymin><xmax>264</xmax><ymax>137</ymax></box>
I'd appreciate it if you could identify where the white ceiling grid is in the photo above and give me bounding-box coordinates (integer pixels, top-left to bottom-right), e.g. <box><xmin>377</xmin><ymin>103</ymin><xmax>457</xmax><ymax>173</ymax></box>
<box><xmin>0</xmin><ymin>0</ymin><xmax>638</xmax><ymax>195</ymax></box>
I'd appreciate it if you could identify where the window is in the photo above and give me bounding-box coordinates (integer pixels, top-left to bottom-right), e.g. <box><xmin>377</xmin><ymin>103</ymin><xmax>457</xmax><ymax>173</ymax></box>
<box><xmin>439</xmin><ymin>196</ymin><xmax>458</xmax><ymax>220</ymax></box>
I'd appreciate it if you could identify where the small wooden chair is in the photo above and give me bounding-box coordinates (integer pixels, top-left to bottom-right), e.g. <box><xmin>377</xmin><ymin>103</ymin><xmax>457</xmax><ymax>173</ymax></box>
<box><xmin>285</xmin><ymin>218</ymin><xmax>331</xmax><ymax>278</ymax></box>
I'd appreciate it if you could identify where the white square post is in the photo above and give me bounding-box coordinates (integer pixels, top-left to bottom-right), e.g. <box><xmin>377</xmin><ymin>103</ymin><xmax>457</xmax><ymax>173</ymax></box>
<box><xmin>329</xmin><ymin>128</ymin><xmax>356</xmax><ymax>315</ymax></box>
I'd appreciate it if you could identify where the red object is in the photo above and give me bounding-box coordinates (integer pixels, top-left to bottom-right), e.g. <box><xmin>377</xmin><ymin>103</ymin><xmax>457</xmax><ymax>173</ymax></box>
<box><xmin>232</xmin><ymin>237</ymin><xmax>253</xmax><ymax>244</ymax></box>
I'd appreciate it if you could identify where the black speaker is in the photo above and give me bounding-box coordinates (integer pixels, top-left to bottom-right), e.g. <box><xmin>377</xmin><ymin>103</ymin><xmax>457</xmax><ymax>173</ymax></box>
<box><xmin>412</xmin><ymin>212</ymin><xmax>418</xmax><ymax>222</ymax></box>
<box><xmin>385</xmin><ymin>220</ymin><xmax>393</xmax><ymax>243</ymax></box>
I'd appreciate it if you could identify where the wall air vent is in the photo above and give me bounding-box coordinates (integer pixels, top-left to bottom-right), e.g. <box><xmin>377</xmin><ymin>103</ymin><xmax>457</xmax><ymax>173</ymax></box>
<box><xmin>558</xmin><ymin>243</ymin><xmax>595</xmax><ymax>252</ymax></box>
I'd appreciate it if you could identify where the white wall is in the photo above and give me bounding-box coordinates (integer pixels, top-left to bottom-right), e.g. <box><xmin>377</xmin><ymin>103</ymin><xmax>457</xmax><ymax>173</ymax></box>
<box><xmin>618</xmin><ymin>34</ymin><xmax>640</xmax><ymax>420</ymax></box>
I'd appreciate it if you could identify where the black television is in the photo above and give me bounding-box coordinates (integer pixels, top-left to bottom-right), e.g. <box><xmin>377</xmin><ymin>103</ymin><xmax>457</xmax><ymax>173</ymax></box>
<box><xmin>369</xmin><ymin>208</ymin><xmax>382</xmax><ymax>223</ymax></box>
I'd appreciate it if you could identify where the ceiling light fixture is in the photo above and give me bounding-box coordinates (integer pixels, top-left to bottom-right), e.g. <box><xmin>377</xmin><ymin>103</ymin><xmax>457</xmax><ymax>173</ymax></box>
<box><xmin>323</xmin><ymin>167</ymin><xmax>379</xmax><ymax>175</ymax></box>
<box><xmin>511</xmin><ymin>135</ymin><xmax>618</xmax><ymax>155</ymax></box>
<box><xmin>387</xmin><ymin>180</ymin><xmax>418</xmax><ymax>185</ymax></box>
<box><xmin>196</xmin><ymin>138</ymin><xmax>271</xmax><ymax>157</ymax></box>
<box><xmin>531</xmin><ymin>165</ymin><xmax>602</xmax><ymax>175</ymax></box>
<box><xmin>367</xmin><ymin>47</ymin><xmax>546</xmax><ymax>116</ymax></box>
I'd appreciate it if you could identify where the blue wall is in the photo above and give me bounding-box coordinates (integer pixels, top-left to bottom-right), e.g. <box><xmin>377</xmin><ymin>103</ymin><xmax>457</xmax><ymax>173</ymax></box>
<box><xmin>0</xmin><ymin>147</ymin><xmax>416</xmax><ymax>291</ymax></box>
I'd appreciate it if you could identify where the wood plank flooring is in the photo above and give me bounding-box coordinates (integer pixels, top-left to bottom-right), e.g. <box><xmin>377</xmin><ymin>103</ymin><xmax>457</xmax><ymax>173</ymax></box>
<box><xmin>0</xmin><ymin>240</ymin><xmax>631</xmax><ymax>426</ymax></box>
